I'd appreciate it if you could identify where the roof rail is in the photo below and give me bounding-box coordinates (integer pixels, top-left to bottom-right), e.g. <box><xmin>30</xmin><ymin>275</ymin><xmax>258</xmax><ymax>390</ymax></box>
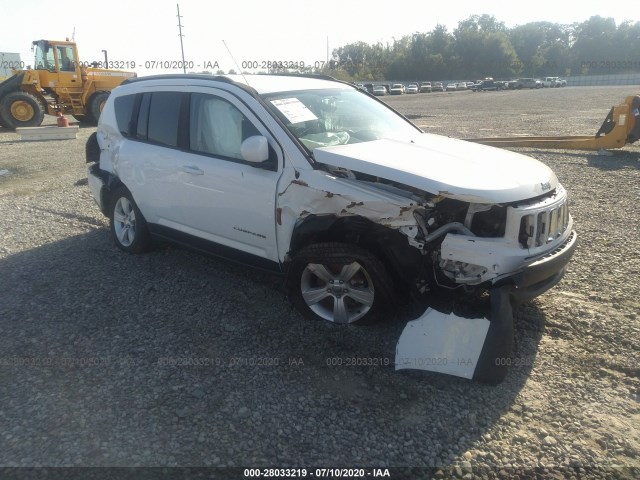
<box><xmin>262</xmin><ymin>72</ymin><xmax>338</xmax><ymax>82</ymax></box>
<box><xmin>121</xmin><ymin>74</ymin><xmax>237</xmax><ymax>86</ymax></box>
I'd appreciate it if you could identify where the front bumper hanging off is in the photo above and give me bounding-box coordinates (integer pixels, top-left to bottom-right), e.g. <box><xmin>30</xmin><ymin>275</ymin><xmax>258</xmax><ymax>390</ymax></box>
<box><xmin>396</xmin><ymin>285</ymin><xmax>514</xmax><ymax>384</ymax></box>
<box><xmin>395</xmin><ymin>231</ymin><xmax>577</xmax><ymax>384</ymax></box>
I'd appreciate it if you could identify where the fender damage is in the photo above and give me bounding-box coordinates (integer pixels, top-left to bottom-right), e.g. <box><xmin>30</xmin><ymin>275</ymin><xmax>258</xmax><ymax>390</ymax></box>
<box><xmin>278</xmin><ymin>157</ymin><xmax>575</xmax><ymax>384</ymax></box>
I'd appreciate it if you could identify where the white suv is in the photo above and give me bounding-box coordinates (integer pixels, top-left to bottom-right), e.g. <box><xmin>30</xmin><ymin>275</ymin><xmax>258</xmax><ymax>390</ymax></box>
<box><xmin>542</xmin><ymin>76</ymin><xmax>567</xmax><ymax>88</ymax></box>
<box><xmin>86</xmin><ymin>74</ymin><xmax>576</xmax><ymax>382</ymax></box>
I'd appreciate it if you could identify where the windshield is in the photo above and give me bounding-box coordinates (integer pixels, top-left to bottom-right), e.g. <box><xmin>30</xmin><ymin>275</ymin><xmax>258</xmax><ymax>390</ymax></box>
<box><xmin>261</xmin><ymin>88</ymin><xmax>420</xmax><ymax>152</ymax></box>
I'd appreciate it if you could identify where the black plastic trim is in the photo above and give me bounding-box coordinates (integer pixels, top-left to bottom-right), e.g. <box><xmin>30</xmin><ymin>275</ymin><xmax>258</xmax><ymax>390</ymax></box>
<box><xmin>510</xmin><ymin>268</ymin><xmax>566</xmax><ymax>303</ymax></box>
<box><xmin>85</xmin><ymin>132</ymin><xmax>100</xmax><ymax>163</ymax></box>
<box><xmin>508</xmin><ymin>230</ymin><xmax>577</xmax><ymax>301</ymax></box>
<box><xmin>472</xmin><ymin>285</ymin><xmax>514</xmax><ymax>384</ymax></box>
<box><xmin>517</xmin><ymin>231</ymin><xmax>577</xmax><ymax>288</ymax></box>
<box><xmin>148</xmin><ymin>224</ymin><xmax>283</xmax><ymax>274</ymax></box>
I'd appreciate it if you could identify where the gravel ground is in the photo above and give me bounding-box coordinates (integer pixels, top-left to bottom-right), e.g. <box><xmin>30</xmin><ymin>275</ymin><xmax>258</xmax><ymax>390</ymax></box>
<box><xmin>0</xmin><ymin>86</ymin><xmax>638</xmax><ymax>479</ymax></box>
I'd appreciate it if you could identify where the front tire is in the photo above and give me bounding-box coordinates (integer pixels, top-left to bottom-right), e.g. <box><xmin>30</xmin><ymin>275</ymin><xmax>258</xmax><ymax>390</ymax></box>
<box><xmin>0</xmin><ymin>91</ymin><xmax>45</xmax><ymax>128</ymax></box>
<box><xmin>109</xmin><ymin>187</ymin><xmax>152</xmax><ymax>253</ymax></box>
<box><xmin>287</xmin><ymin>243</ymin><xmax>393</xmax><ymax>325</ymax></box>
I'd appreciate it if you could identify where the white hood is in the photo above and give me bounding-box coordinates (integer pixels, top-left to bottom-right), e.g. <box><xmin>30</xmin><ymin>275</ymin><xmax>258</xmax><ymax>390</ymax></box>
<box><xmin>314</xmin><ymin>134</ymin><xmax>557</xmax><ymax>203</ymax></box>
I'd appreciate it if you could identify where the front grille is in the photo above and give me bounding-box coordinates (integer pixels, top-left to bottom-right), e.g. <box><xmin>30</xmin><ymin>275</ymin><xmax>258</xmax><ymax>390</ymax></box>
<box><xmin>518</xmin><ymin>201</ymin><xmax>569</xmax><ymax>249</ymax></box>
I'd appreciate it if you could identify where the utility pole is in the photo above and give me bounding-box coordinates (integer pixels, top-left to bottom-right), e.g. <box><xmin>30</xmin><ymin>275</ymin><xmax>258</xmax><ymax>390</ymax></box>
<box><xmin>177</xmin><ymin>3</ymin><xmax>186</xmax><ymax>74</ymax></box>
<box><xmin>326</xmin><ymin>36</ymin><xmax>329</xmax><ymax>64</ymax></box>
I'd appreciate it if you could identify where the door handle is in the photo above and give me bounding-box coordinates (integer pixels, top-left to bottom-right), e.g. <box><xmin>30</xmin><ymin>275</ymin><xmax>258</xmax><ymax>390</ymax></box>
<box><xmin>181</xmin><ymin>165</ymin><xmax>204</xmax><ymax>175</ymax></box>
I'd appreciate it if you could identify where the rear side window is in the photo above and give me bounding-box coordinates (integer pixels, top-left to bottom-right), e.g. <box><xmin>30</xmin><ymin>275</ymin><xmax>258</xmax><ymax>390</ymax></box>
<box><xmin>147</xmin><ymin>92</ymin><xmax>182</xmax><ymax>147</ymax></box>
<box><xmin>113</xmin><ymin>94</ymin><xmax>135</xmax><ymax>136</ymax></box>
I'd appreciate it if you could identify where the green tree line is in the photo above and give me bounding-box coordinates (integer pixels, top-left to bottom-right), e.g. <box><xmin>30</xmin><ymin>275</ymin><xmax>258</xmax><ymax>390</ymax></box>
<box><xmin>312</xmin><ymin>15</ymin><xmax>640</xmax><ymax>82</ymax></box>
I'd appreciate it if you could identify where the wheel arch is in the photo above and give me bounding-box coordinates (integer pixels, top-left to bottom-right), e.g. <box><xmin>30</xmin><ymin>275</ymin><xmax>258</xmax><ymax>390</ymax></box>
<box><xmin>287</xmin><ymin>214</ymin><xmax>424</xmax><ymax>295</ymax></box>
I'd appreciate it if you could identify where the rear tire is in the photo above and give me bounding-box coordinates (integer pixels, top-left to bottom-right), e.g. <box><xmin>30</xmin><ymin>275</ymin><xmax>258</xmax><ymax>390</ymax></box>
<box><xmin>0</xmin><ymin>91</ymin><xmax>45</xmax><ymax>129</ymax></box>
<box><xmin>88</xmin><ymin>92</ymin><xmax>109</xmax><ymax>124</ymax></box>
<box><xmin>72</xmin><ymin>114</ymin><xmax>94</xmax><ymax>125</ymax></box>
<box><xmin>287</xmin><ymin>243</ymin><xmax>394</xmax><ymax>325</ymax></box>
<box><xmin>109</xmin><ymin>187</ymin><xmax>152</xmax><ymax>254</ymax></box>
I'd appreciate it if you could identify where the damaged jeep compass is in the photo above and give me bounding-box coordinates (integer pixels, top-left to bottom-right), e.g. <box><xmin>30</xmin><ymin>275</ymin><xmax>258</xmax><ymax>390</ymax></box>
<box><xmin>86</xmin><ymin>74</ymin><xmax>577</xmax><ymax>383</ymax></box>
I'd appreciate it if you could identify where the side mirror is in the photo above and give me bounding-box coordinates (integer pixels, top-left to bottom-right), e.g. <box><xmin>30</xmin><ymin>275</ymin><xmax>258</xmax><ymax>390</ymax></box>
<box><xmin>241</xmin><ymin>135</ymin><xmax>269</xmax><ymax>164</ymax></box>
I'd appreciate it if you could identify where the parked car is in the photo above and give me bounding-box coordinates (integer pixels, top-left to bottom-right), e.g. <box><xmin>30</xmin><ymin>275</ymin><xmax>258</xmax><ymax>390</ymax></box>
<box><xmin>456</xmin><ymin>83</ymin><xmax>467</xmax><ymax>90</ymax></box>
<box><xmin>504</xmin><ymin>80</ymin><xmax>518</xmax><ymax>90</ymax></box>
<box><xmin>543</xmin><ymin>77</ymin><xmax>567</xmax><ymax>88</ymax></box>
<box><xmin>466</xmin><ymin>82</ymin><xmax>475</xmax><ymax>89</ymax></box>
<box><xmin>390</xmin><ymin>83</ymin><xmax>405</xmax><ymax>95</ymax></box>
<box><xmin>514</xmin><ymin>78</ymin><xmax>542</xmax><ymax>89</ymax></box>
<box><xmin>419</xmin><ymin>82</ymin><xmax>432</xmax><ymax>93</ymax></box>
<box><xmin>85</xmin><ymin>73</ymin><xmax>576</xmax><ymax>382</ymax></box>
<box><xmin>406</xmin><ymin>83</ymin><xmax>419</xmax><ymax>94</ymax></box>
<box><xmin>372</xmin><ymin>85</ymin><xmax>387</xmax><ymax>96</ymax></box>
<box><xmin>445</xmin><ymin>83</ymin><xmax>457</xmax><ymax>91</ymax></box>
<box><xmin>472</xmin><ymin>80</ymin><xmax>505</xmax><ymax>92</ymax></box>
<box><xmin>432</xmin><ymin>82</ymin><xmax>445</xmax><ymax>92</ymax></box>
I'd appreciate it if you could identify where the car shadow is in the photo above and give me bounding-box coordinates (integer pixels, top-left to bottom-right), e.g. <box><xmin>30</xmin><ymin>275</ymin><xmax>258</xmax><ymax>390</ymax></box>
<box><xmin>518</xmin><ymin>148</ymin><xmax>640</xmax><ymax>170</ymax></box>
<box><xmin>0</xmin><ymin>230</ymin><xmax>545</xmax><ymax>471</ymax></box>
<box><xmin>584</xmin><ymin>150</ymin><xmax>639</xmax><ymax>170</ymax></box>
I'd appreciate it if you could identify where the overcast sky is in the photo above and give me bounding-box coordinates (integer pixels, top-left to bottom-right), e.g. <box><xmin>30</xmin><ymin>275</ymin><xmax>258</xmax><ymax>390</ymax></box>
<box><xmin>2</xmin><ymin>0</ymin><xmax>637</xmax><ymax>74</ymax></box>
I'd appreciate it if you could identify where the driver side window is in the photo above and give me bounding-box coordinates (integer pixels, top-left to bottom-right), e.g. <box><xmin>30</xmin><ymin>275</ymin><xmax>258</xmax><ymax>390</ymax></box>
<box><xmin>189</xmin><ymin>94</ymin><xmax>259</xmax><ymax>161</ymax></box>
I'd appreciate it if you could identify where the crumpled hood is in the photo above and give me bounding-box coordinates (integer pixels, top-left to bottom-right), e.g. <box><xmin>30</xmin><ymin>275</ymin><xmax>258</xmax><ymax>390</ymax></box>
<box><xmin>314</xmin><ymin>134</ymin><xmax>558</xmax><ymax>203</ymax></box>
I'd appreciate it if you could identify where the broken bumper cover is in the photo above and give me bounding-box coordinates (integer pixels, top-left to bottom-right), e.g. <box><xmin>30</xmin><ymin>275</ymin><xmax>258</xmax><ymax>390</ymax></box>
<box><xmin>395</xmin><ymin>232</ymin><xmax>576</xmax><ymax>384</ymax></box>
<box><xmin>396</xmin><ymin>286</ymin><xmax>514</xmax><ymax>384</ymax></box>
<box><xmin>395</xmin><ymin>310</ymin><xmax>490</xmax><ymax>380</ymax></box>
<box><xmin>509</xmin><ymin>230</ymin><xmax>577</xmax><ymax>302</ymax></box>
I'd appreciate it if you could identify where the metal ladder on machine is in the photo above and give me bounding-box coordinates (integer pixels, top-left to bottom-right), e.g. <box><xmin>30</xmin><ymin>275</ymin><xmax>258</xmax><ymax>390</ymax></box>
<box><xmin>465</xmin><ymin>95</ymin><xmax>640</xmax><ymax>151</ymax></box>
<box><xmin>66</xmin><ymin>90</ymin><xmax>84</xmax><ymax>115</ymax></box>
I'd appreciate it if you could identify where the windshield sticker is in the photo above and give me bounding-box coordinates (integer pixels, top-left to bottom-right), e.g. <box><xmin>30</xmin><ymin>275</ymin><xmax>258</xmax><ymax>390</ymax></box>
<box><xmin>270</xmin><ymin>98</ymin><xmax>318</xmax><ymax>124</ymax></box>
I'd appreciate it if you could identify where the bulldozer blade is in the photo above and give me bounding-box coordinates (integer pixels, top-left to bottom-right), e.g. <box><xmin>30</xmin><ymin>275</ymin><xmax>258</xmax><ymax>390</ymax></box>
<box><xmin>465</xmin><ymin>95</ymin><xmax>640</xmax><ymax>151</ymax></box>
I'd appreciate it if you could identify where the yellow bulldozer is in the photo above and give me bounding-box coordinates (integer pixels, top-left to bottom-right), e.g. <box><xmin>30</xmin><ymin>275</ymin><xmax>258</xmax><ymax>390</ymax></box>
<box><xmin>0</xmin><ymin>39</ymin><xmax>136</xmax><ymax>129</ymax></box>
